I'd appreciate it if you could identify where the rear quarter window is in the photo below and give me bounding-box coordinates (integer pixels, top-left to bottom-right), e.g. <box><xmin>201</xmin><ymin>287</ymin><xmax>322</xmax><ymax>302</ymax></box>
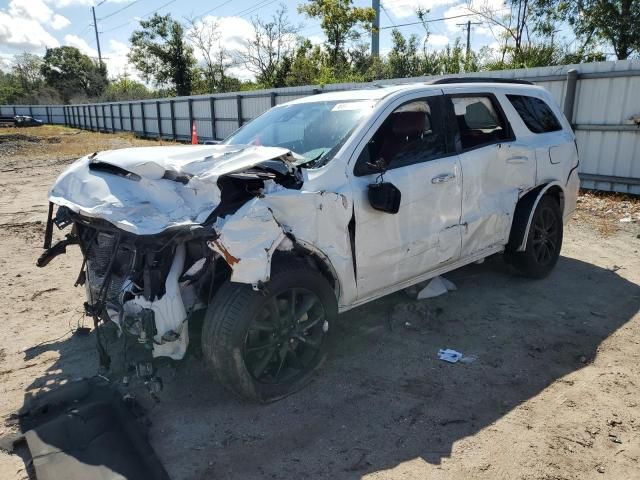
<box><xmin>507</xmin><ymin>94</ymin><xmax>562</xmax><ymax>134</ymax></box>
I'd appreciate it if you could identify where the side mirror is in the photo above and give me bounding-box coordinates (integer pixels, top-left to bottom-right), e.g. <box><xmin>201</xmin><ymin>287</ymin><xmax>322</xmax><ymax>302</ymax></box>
<box><xmin>368</xmin><ymin>182</ymin><xmax>401</xmax><ymax>214</ymax></box>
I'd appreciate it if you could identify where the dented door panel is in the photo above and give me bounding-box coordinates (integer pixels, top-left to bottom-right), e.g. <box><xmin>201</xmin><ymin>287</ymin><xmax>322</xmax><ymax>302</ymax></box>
<box><xmin>351</xmin><ymin>157</ymin><xmax>463</xmax><ymax>297</ymax></box>
<box><xmin>457</xmin><ymin>142</ymin><xmax>535</xmax><ymax>257</ymax></box>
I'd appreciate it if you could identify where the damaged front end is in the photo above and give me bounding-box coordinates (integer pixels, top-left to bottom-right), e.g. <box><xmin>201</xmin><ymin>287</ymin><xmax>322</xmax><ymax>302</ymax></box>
<box><xmin>37</xmin><ymin>144</ymin><xmax>306</xmax><ymax>388</ymax></box>
<box><xmin>40</xmin><ymin>205</ymin><xmax>223</xmax><ymax>388</ymax></box>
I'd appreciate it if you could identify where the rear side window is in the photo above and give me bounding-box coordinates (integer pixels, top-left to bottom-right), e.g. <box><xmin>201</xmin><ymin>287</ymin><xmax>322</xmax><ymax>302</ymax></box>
<box><xmin>507</xmin><ymin>95</ymin><xmax>562</xmax><ymax>133</ymax></box>
<box><xmin>450</xmin><ymin>95</ymin><xmax>511</xmax><ymax>151</ymax></box>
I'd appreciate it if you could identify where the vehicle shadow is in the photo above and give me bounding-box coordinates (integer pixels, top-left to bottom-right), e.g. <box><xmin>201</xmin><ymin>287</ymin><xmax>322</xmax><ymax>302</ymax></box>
<box><xmin>9</xmin><ymin>255</ymin><xmax>640</xmax><ymax>480</ymax></box>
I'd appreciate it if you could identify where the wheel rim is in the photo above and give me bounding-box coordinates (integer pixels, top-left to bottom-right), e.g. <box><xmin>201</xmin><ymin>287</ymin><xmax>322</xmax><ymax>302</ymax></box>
<box><xmin>242</xmin><ymin>288</ymin><xmax>327</xmax><ymax>384</ymax></box>
<box><xmin>532</xmin><ymin>206</ymin><xmax>559</xmax><ymax>265</ymax></box>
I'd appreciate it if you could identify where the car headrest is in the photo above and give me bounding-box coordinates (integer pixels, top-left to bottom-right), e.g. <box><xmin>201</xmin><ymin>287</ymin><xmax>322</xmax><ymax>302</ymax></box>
<box><xmin>464</xmin><ymin>101</ymin><xmax>498</xmax><ymax>129</ymax></box>
<box><xmin>392</xmin><ymin>111</ymin><xmax>426</xmax><ymax>137</ymax></box>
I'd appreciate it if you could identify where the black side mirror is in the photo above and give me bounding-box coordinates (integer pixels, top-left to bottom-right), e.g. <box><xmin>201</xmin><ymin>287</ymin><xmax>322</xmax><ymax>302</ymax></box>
<box><xmin>368</xmin><ymin>182</ymin><xmax>401</xmax><ymax>214</ymax></box>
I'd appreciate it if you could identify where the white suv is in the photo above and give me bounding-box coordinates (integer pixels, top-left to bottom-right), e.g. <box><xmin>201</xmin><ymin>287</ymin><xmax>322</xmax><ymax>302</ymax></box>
<box><xmin>40</xmin><ymin>79</ymin><xmax>580</xmax><ymax>401</ymax></box>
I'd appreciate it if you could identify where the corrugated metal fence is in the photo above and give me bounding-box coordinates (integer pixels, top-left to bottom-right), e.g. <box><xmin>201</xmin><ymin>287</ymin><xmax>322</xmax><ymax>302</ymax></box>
<box><xmin>2</xmin><ymin>59</ymin><xmax>639</xmax><ymax>194</ymax></box>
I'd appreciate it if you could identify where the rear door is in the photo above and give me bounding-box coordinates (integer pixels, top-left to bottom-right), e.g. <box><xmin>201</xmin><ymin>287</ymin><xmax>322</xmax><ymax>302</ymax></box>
<box><xmin>445</xmin><ymin>91</ymin><xmax>535</xmax><ymax>257</ymax></box>
<box><xmin>349</xmin><ymin>91</ymin><xmax>462</xmax><ymax>299</ymax></box>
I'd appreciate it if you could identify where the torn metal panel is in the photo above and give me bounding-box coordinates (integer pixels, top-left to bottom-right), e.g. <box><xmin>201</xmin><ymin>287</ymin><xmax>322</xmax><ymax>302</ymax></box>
<box><xmin>209</xmin><ymin>188</ymin><xmax>355</xmax><ymax>301</ymax></box>
<box><xmin>210</xmin><ymin>201</ymin><xmax>287</xmax><ymax>284</ymax></box>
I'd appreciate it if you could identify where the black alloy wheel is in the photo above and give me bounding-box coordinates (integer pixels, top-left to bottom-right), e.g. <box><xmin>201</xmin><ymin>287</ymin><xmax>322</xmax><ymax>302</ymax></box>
<box><xmin>509</xmin><ymin>195</ymin><xmax>563</xmax><ymax>279</ymax></box>
<box><xmin>202</xmin><ymin>257</ymin><xmax>337</xmax><ymax>402</ymax></box>
<box><xmin>243</xmin><ymin>288</ymin><xmax>327</xmax><ymax>384</ymax></box>
<box><xmin>531</xmin><ymin>203</ymin><xmax>560</xmax><ymax>266</ymax></box>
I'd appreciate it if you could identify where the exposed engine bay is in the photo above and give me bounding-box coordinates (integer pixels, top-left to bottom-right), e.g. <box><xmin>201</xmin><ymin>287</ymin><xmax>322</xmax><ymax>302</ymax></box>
<box><xmin>36</xmin><ymin>144</ymin><xmax>350</xmax><ymax>390</ymax></box>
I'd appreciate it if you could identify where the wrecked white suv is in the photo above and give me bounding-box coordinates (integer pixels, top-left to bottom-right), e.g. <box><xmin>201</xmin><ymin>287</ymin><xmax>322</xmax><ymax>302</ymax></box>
<box><xmin>39</xmin><ymin>79</ymin><xmax>580</xmax><ymax>401</ymax></box>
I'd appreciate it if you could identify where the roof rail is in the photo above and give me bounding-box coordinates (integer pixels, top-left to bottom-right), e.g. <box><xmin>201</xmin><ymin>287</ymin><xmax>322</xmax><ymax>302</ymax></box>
<box><xmin>429</xmin><ymin>77</ymin><xmax>534</xmax><ymax>85</ymax></box>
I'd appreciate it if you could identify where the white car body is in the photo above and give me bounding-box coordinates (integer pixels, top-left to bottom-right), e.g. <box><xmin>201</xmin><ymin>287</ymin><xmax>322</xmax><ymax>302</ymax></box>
<box><xmin>43</xmin><ymin>81</ymin><xmax>580</xmax><ymax>365</ymax></box>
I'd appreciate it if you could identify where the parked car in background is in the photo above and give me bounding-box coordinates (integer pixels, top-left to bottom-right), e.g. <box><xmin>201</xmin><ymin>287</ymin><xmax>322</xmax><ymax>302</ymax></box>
<box><xmin>14</xmin><ymin>115</ymin><xmax>43</xmax><ymax>127</ymax></box>
<box><xmin>38</xmin><ymin>78</ymin><xmax>580</xmax><ymax>402</ymax></box>
<box><xmin>1</xmin><ymin>115</ymin><xmax>44</xmax><ymax>127</ymax></box>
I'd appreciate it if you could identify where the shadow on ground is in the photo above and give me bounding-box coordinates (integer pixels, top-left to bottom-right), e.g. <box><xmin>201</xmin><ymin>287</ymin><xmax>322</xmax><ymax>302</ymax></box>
<box><xmin>10</xmin><ymin>255</ymin><xmax>640</xmax><ymax>479</ymax></box>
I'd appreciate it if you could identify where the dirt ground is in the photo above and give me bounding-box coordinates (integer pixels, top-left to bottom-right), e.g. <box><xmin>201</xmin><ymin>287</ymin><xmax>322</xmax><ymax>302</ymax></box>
<box><xmin>1</xmin><ymin>126</ymin><xmax>639</xmax><ymax>480</ymax></box>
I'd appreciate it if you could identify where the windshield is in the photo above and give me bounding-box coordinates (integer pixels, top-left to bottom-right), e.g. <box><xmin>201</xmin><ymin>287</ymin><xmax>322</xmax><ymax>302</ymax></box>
<box><xmin>223</xmin><ymin>100</ymin><xmax>376</xmax><ymax>167</ymax></box>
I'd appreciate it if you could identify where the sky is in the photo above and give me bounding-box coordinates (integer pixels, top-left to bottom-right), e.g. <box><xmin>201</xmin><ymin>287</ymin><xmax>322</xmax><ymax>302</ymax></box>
<box><xmin>0</xmin><ymin>0</ymin><xmax>576</xmax><ymax>82</ymax></box>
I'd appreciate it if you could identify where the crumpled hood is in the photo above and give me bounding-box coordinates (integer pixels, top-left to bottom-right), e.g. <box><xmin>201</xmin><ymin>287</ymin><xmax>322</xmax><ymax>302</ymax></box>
<box><xmin>49</xmin><ymin>144</ymin><xmax>296</xmax><ymax>235</ymax></box>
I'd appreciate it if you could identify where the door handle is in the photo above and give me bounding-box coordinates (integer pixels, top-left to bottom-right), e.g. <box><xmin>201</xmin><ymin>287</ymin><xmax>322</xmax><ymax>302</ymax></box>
<box><xmin>431</xmin><ymin>173</ymin><xmax>456</xmax><ymax>184</ymax></box>
<box><xmin>506</xmin><ymin>155</ymin><xmax>528</xmax><ymax>164</ymax></box>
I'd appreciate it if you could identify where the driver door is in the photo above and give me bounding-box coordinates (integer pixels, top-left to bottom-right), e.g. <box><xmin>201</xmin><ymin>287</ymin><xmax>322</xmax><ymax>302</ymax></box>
<box><xmin>348</xmin><ymin>91</ymin><xmax>463</xmax><ymax>299</ymax></box>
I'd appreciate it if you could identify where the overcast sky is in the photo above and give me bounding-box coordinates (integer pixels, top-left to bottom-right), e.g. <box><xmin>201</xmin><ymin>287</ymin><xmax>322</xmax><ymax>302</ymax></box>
<box><xmin>0</xmin><ymin>0</ymin><xmax>574</xmax><ymax>82</ymax></box>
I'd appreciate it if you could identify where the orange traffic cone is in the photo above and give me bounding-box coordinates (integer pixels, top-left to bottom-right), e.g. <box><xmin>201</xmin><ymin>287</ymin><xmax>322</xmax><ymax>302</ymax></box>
<box><xmin>191</xmin><ymin>121</ymin><xmax>198</xmax><ymax>145</ymax></box>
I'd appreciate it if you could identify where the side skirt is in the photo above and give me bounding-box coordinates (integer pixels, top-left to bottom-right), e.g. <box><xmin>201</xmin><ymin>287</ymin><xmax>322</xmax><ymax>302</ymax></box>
<box><xmin>338</xmin><ymin>244</ymin><xmax>504</xmax><ymax>313</ymax></box>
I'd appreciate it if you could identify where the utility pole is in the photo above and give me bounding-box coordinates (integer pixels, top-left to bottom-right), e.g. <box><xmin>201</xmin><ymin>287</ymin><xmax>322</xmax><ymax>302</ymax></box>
<box><xmin>371</xmin><ymin>0</ymin><xmax>380</xmax><ymax>57</ymax></box>
<box><xmin>457</xmin><ymin>20</ymin><xmax>481</xmax><ymax>59</ymax></box>
<box><xmin>91</xmin><ymin>6</ymin><xmax>103</xmax><ymax>67</ymax></box>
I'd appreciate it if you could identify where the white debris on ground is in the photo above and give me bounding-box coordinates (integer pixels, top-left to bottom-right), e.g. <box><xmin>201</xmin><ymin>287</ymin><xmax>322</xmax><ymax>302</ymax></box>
<box><xmin>438</xmin><ymin>349</ymin><xmax>477</xmax><ymax>364</ymax></box>
<box><xmin>417</xmin><ymin>276</ymin><xmax>457</xmax><ymax>299</ymax></box>
<box><xmin>438</xmin><ymin>349</ymin><xmax>463</xmax><ymax>363</ymax></box>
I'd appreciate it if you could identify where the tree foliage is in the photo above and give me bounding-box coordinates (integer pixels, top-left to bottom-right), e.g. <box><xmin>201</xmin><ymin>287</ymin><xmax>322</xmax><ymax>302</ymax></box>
<box><xmin>103</xmin><ymin>75</ymin><xmax>154</xmax><ymax>101</ymax></box>
<box><xmin>186</xmin><ymin>17</ymin><xmax>238</xmax><ymax>93</ymax></box>
<box><xmin>0</xmin><ymin>0</ymin><xmax>624</xmax><ymax>105</ymax></box>
<box><xmin>387</xmin><ymin>30</ymin><xmax>423</xmax><ymax>78</ymax></box>
<box><xmin>298</xmin><ymin>0</ymin><xmax>375</xmax><ymax>69</ymax></box>
<box><xmin>532</xmin><ymin>0</ymin><xmax>639</xmax><ymax>60</ymax></box>
<box><xmin>238</xmin><ymin>6</ymin><xmax>299</xmax><ymax>88</ymax></box>
<box><xmin>40</xmin><ymin>46</ymin><xmax>107</xmax><ymax>103</ymax></box>
<box><xmin>129</xmin><ymin>14</ymin><xmax>196</xmax><ymax>96</ymax></box>
<box><xmin>13</xmin><ymin>53</ymin><xmax>44</xmax><ymax>93</ymax></box>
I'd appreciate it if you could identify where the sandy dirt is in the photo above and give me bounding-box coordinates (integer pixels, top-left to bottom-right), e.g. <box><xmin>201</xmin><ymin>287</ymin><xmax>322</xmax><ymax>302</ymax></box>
<box><xmin>0</xmin><ymin>127</ymin><xmax>639</xmax><ymax>480</ymax></box>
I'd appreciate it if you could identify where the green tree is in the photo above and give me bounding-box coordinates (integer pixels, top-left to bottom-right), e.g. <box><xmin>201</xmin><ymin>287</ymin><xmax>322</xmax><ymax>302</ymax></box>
<box><xmin>387</xmin><ymin>29</ymin><xmax>422</xmax><ymax>78</ymax></box>
<box><xmin>532</xmin><ymin>0</ymin><xmax>639</xmax><ymax>59</ymax></box>
<box><xmin>298</xmin><ymin>0</ymin><xmax>376</xmax><ymax>69</ymax></box>
<box><xmin>239</xmin><ymin>5</ymin><xmax>299</xmax><ymax>88</ymax></box>
<box><xmin>129</xmin><ymin>14</ymin><xmax>196</xmax><ymax>96</ymax></box>
<box><xmin>284</xmin><ymin>39</ymin><xmax>325</xmax><ymax>86</ymax></box>
<box><xmin>12</xmin><ymin>53</ymin><xmax>43</xmax><ymax>93</ymax></box>
<box><xmin>186</xmin><ymin>16</ymin><xmax>240</xmax><ymax>93</ymax></box>
<box><xmin>40</xmin><ymin>46</ymin><xmax>107</xmax><ymax>103</ymax></box>
<box><xmin>102</xmin><ymin>74</ymin><xmax>153</xmax><ymax>101</ymax></box>
<box><xmin>0</xmin><ymin>70</ymin><xmax>23</xmax><ymax>105</ymax></box>
<box><xmin>480</xmin><ymin>42</ymin><xmax>605</xmax><ymax>70</ymax></box>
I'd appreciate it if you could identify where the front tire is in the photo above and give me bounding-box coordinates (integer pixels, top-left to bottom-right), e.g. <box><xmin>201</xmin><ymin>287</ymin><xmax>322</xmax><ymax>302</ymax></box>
<box><xmin>509</xmin><ymin>195</ymin><xmax>563</xmax><ymax>279</ymax></box>
<box><xmin>202</xmin><ymin>257</ymin><xmax>337</xmax><ymax>402</ymax></box>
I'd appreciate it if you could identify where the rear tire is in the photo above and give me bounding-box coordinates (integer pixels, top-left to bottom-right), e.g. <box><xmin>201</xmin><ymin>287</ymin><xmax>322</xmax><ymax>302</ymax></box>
<box><xmin>202</xmin><ymin>257</ymin><xmax>337</xmax><ymax>402</ymax></box>
<box><xmin>509</xmin><ymin>195</ymin><xmax>563</xmax><ymax>279</ymax></box>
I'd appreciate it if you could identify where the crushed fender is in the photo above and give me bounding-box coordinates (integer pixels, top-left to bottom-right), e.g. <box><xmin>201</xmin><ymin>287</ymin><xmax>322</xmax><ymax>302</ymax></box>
<box><xmin>209</xmin><ymin>189</ymin><xmax>353</xmax><ymax>288</ymax></box>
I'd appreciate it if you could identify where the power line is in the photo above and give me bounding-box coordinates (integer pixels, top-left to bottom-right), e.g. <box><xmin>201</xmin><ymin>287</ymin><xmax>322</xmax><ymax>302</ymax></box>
<box><xmin>380</xmin><ymin>3</ymin><xmax>396</xmax><ymax>27</ymax></box>
<box><xmin>380</xmin><ymin>12</ymin><xmax>481</xmax><ymax>30</ymax></box>
<box><xmin>102</xmin><ymin>21</ymin><xmax>131</xmax><ymax>34</ymax></box>
<box><xmin>140</xmin><ymin>0</ymin><xmax>178</xmax><ymax>18</ymax></box>
<box><xmin>99</xmin><ymin>0</ymin><xmax>142</xmax><ymax>21</ymax></box>
<box><xmin>99</xmin><ymin>0</ymin><xmax>178</xmax><ymax>34</ymax></box>
<box><xmin>234</xmin><ymin>0</ymin><xmax>279</xmax><ymax>18</ymax></box>
<box><xmin>194</xmin><ymin>0</ymin><xmax>235</xmax><ymax>20</ymax></box>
